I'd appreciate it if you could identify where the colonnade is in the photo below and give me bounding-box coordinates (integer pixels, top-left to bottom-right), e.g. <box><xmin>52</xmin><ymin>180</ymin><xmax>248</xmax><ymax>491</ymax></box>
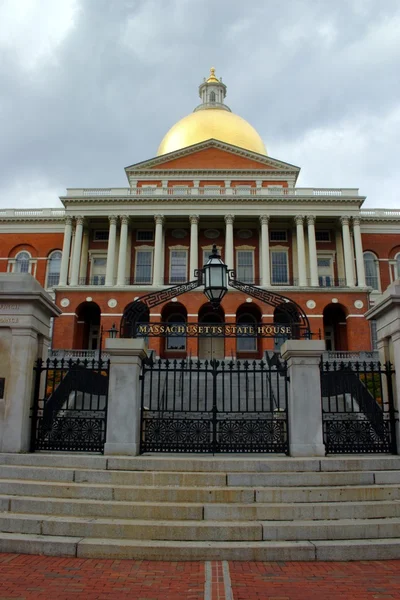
<box><xmin>58</xmin><ymin>213</ymin><xmax>366</xmax><ymax>288</ymax></box>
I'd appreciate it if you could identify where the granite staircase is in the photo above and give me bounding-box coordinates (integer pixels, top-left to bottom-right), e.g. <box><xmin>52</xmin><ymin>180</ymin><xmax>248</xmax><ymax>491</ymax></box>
<box><xmin>1</xmin><ymin>453</ymin><xmax>400</xmax><ymax>560</ymax></box>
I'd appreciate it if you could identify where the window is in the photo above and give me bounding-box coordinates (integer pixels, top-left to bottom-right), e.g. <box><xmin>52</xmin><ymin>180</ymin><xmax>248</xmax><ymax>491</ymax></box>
<box><xmin>46</xmin><ymin>251</ymin><xmax>62</xmax><ymax>287</ymax></box>
<box><xmin>135</xmin><ymin>250</ymin><xmax>153</xmax><ymax>284</ymax></box>
<box><xmin>317</xmin><ymin>256</ymin><xmax>333</xmax><ymax>287</ymax></box>
<box><xmin>270</xmin><ymin>230</ymin><xmax>287</xmax><ymax>242</ymax></box>
<box><xmin>395</xmin><ymin>253</ymin><xmax>400</xmax><ymax>279</ymax></box>
<box><xmin>136</xmin><ymin>230</ymin><xmax>154</xmax><ymax>242</ymax></box>
<box><xmin>271</xmin><ymin>251</ymin><xmax>288</xmax><ymax>284</ymax></box>
<box><xmin>370</xmin><ymin>320</ymin><xmax>378</xmax><ymax>351</ymax></box>
<box><xmin>237</xmin><ymin>313</ymin><xmax>257</xmax><ymax>351</ymax></box>
<box><xmin>15</xmin><ymin>251</ymin><xmax>30</xmax><ymax>273</ymax></box>
<box><xmin>236</xmin><ymin>250</ymin><xmax>254</xmax><ymax>283</ymax></box>
<box><xmin>315</xmin><ymin>230</ymin><xmax>331</xmax><ymax>242</ymax></box>
<box><xmin>166</xmin><ymin>314</ymin><xmax>186</xmax><ymax>350</ymax></box>
<box><xmin>209</xmin><ymin>91</ymin><xmax>216</xmax><ymax>102</ymax></box>
<box><xmin>364</xmin><ymin>252</ymin><xmax>380</xmax><ymax>290</ymax></box>
<box><xmin>93</xmin><ymin>230</ymin><xmax>109</xmax><ymax>241</ymax></box>
<box><xmin>170</xmin><ymin>250</ymin><xmax>188</xmax><ymax>283</ymax></box>
<box><xmin>91</xmin><ymin>257</ymin><xmax>106</xmax><ymax>285</ymax></box>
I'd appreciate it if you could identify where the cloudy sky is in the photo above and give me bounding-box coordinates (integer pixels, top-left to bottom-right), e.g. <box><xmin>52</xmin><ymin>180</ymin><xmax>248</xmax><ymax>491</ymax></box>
<box><xmin>1</xmin><ymin>0</ymin><xmax>399</xmax><ymax>209</ymax></box>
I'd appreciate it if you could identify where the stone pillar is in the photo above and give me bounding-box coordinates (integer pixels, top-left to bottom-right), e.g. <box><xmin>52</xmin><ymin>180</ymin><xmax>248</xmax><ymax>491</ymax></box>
<box><xmin>69</xmin><ymin>217</ymin><xmax>84</xmax><ymax>286</ymax></box>
<box><xmin>116</xmin><ymin>216</ymin><xmax>129</xmax><ymax>286</ymax></box>
<box><xmin>59</xmin><ymin>216</ymin><xmax>73</xmax><ymax>286</ymax></box>
<box><xmin>295</xmin><ymin>215</ymin><xmax>307</xmax><ymax>286</ymax></box>
<box><xmin>307</xmin><ymin>215</ymin><xmax>319</xmax><ymax>287</ymax></box>
<box><xmin>224</xmin><ymin>214</ymin><xmax>235</xmax><ymax>271</ymax></box>
<box><xmin>105</xmin><ymin>215</ymin><xmax>117</xmax><ymax>286</ymax></box>
<box><xmin>353</xmin><ymin>217</ymin><xmax>366</xmax><ymax>287</ymax></box>
<box><xmin>341</xmin><ymin>216</ymin><xmax>355</xmax><ymax>287</ymax></box>
<box><xmin>281</xmin><ymin>340</ymin><xmax>326</xmax><ymax>457</ymax></box>
<box><xmin>79</xmin><ymin>228</ymin><xmax>89</xmax><ymax>283</ymax></box>
<box><xmin>260</xmin><ymin>215</ymin><xmax>271</xmax><ymax>287</ymax></box>
<box><xmin>104</xmin><ymin>338</ymin><xmax>147</xmax><ymax>456</ymax></box>
<box><xmin>0</xmin><ymin>274</ymin><xmax>61</xmax><ymax>453</ymax></box>
<box><xmin>189</xmin><ymin>215</ymin><xmax>199</xmax><ymax>278</ymax></box>
<box><xmin>153</xmin><ymin>214</ymin><xmax>164</xmax><ymax>286</ymax></box>
<box><xmin>366</xmin><ymin>282</ymin><xmax>400</xmax><ymax>453</ymax></box>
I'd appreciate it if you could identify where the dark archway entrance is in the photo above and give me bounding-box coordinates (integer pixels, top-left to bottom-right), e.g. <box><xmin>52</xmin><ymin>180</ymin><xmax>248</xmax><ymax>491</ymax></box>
<box><xmin>74</xmin><ymin>302</ymin><xmax>101</xmax><ymax>350</ymax></box>
<box><xmin>323</xmin><ymin>304</ymin><xmax>348</xmax><ymax>351</ymax></box>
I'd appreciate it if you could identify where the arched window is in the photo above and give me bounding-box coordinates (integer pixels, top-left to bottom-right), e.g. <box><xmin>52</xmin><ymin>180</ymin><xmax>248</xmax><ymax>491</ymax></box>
<box><xmin>395</xmin><ymin>253</ymin><xmax>400</xmax><ymax>280</ymax></box>
<box><xmin>47</xmin><ymin>251</ymin><xmax>62</xmax><ymax>287</ymax></box>
<box><xmin>237</xmin><ymin>313</ymin><xmax>257</xmax><ymax>352</ymax></box>
<box><xmin>15</xmin><ymin>251</ymin><xmax>30</xmax><ymax>273</ymax></box>
<box><xmin>363</xmin><ymin>252</ymin><xmax>379</xmax><ymax>290</ymax></box>
<box><xmin>209</xmin><ymin>91</ymin><xmax>216</xmax><ymax>102</ymax></box>
<box><xmin>166</xmin><ymin>313</ymin><xmax>186</xmax><ymax>351</ymax></box>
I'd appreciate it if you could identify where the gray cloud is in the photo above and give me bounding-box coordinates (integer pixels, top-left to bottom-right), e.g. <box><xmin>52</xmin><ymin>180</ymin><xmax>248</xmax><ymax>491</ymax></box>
<box><xmin>0</xmin><ymin>0</ymin><xmax>399</xmax><ymax>208</ymax></box>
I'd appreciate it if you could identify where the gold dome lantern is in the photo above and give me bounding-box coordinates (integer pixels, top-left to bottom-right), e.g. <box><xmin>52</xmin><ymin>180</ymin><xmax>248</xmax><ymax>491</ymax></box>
<box><xmin>157</xmin><ymin>68</ymin><xmax>267</xmax><ymax>156</ymax></box>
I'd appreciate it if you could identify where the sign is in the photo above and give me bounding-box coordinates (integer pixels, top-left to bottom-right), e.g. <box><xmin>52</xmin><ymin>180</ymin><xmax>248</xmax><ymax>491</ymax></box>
<box><xmin>135</xmin><ymin>322</ymin><xmax>293</xmax><ymax>338</ymax></box>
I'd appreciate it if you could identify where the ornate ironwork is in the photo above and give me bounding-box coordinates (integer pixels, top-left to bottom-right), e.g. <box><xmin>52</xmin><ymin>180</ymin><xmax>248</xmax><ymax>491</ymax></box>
<box><xmin>140</xmin><ymin>357</ymin><xmax>289</xmax><ymax>454</ymax></box>
<box><xmin>30</xmin><ymin>357</ymin><xmax>110</xmax><ymax>453</ymax></box>
<box><xmin>320</xmin><ymin>360</ymin><xmax>397</xmax><ymax>454</ymax></box>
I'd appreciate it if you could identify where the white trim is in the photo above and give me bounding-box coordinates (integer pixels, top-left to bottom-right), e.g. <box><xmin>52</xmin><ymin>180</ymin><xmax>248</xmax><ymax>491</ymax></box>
<box><xmin>346</xmin><ymin>314</ymin><xmax>366</xmax><ymax>318</ymax></box>
<box><xmin>60</xmin><ymin>312</ymin><xmax>78</xmax><ymax>317</ymax></box>
<box><xmin>100</xmin><ymin>313</ymin><xmax>123</xmax><ymax>316</ymax></box>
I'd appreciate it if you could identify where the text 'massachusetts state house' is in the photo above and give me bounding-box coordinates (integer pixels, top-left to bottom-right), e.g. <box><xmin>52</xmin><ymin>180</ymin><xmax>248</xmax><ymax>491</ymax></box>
<box><xmin>1</xmin><ymin>68</ymin><xmax>399</xmax><ymax>358</ymax></box>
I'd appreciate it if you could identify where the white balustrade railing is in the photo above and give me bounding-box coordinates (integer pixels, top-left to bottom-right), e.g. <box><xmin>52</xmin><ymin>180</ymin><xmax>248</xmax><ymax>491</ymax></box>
<box><xmin>360</xmin><ymin>209</ymin><xmax>400</xmax><ymax>218</ymax></box>
<box><xmin>0</xmin><ymin>208</ymin><xmax>66</xmax><ymax>218</ymax></box>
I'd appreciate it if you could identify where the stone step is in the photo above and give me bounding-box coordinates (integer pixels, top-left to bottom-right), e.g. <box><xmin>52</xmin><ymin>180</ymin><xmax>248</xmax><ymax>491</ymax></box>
<box><xmin>2</xmin><ymin>494</ymin><xmax>400</xmax><ymax>522</ymax></box>
<box><xmin>261</xmin><ymin>517</ymin><xmax>400</xmax><ymax>541</ymax></box>
<box><xmin>227</xmin><ymin>471</ymin><xmax>382</xmax><ymax>487</ymax></box>
<box><xmin>2</xmin><ymin>453</ymin><xmax>400</xmax><ymax>473</ymax></box>
<box><xmin>256</xmin><ymin>484</ymin><xmax>400</xmax><ymax>503</ymax></box>
<box><xmin>0</xmin><ymin>480</ymin><xmax>255</xmax><ymax>503</ymax></box>
<box><xmin>0</xmin><ymin>513</ymin><xmax>262</xmax><ymax>541</ymax></box>
<box><xmin>2</xmin><ymin>532</ymin><xmax>400</xmax><ymax>561</ymax></box>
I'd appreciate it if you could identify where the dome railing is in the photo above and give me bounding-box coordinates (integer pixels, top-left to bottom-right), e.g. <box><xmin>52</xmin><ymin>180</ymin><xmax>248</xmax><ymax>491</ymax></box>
<box><xmin>66</xmin><ymin>187</ymin><xmax>360</xmax><ymax>198</ymax></box>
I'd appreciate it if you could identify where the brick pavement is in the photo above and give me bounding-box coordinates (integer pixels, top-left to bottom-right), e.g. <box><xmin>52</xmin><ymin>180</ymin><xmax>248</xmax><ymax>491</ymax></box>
<box><xmin>1</xmin><ymin>554</ymin><xmax>400</xmax><ymax>599</ymax></box>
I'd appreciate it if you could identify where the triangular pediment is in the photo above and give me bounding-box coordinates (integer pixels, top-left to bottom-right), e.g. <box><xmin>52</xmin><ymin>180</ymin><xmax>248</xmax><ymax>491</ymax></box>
<box><xmin>125</xmin><ymin>139</ymin><xmax>300</xmax><ymax>175</ymax></box>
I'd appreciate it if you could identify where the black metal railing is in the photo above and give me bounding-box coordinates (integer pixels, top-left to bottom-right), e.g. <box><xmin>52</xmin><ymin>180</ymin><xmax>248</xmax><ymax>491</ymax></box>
<box><xmin>320</xmin><ymin>360</ymin><xmax>397</xmax><ymax>454</ymax></box>
<box><xmin>30</xmin><ymin>357</ymin><xmax>110</xmax><ymax>453</ymax></box>
<box><xmin>140</xmin><ymin>357</ymin><xmax>289</xmax><ymax>454</ymax></box>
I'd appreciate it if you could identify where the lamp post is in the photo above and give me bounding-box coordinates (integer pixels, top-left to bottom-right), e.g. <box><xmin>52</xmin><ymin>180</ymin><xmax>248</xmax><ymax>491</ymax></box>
<box><xmin>202</xmin><ymin>244</ymin><xmax>228</xmax><ymax>309</ymax></box>
<box><xmin>107</xmin><ymin>323</ymin><xmax>118</xmax><ymax>339</ymax></box>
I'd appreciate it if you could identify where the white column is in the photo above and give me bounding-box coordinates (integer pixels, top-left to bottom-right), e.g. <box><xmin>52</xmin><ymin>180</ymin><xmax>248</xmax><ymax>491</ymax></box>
<box><xmin>116</xmin><ymin>216</ymin><xmax>129</xmax><ymax>286</ymax></box>
<box><xmin>189</xmin><ymin>215</ymin><xmax>199</xmax><ymax>278</ymax></box>
<box><xmin>79</xmin><ymin>228</ymin><xmax>89</xmax><ymax>283</ymax></box>
<box><xmin>259</xmin><ymin>215</ymin><xmax>271</xmax><ymax>287</ymax></box>
<box><xmin>59</xmin><ymin>216</ymin><xmax>73</xmax><ymax>286</ymax></box>
<box><xmin>69</xmin><ymin>216</ymin><xmax>84</xmax><ymax>286</ymax></box>
<box><xmin>341</xmin><ymin>216</ymin><xmax>355</xmax><ymax>287</ymax></box>
<box><xmin>295</xmin><ymin>215</ymin><xmax>307</xmax><ymax>286</ymax></box>
<box><xmin>307</xmin><ymin>215</ymin><xmax>319</xmax><ymax>287</ymax></box>
<box><xmin>153</xmin><ymin>214</ymin><xmax>164</xmax><ymax>286</ymax></box>
<box><xmin>105</xmin><ymin>215</ymin><xmax>117</xmax><ymax>286</ymax></box>
<box><xmin>353</xmin><ymin>217</ymin><xmax>366</xmax><ymax>287</ymax></box>
<box><xmin>224</xmin><ymin>214</ymin><xmax>235</xmax><ymax>271</ymax></box>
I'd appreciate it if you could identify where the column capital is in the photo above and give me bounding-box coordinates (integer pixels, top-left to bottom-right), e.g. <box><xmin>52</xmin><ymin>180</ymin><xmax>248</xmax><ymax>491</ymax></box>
<box><xmin>352</xmin><ymin>216</ymin><xmax>361</xmax><ymax>226</ymax></box>
<box><xmin>306</xmin><ymin>215</ymin><xmax>316</xmax><ymax>226</ymax></box>
<box><xmin>74</xmin><ymin>216</ymin><xmax>85</xmax><ymax>226</ymax></box>
<box><xmin>64</xmin><ymin>216</ymin><xmax>73</xmax><ymax>226</ymax></box>
<box><xmin>154</xmin><ymin>214</ymin><xmax>164</xmax><ymax>225</ymax></box>
<box><xmin>119</xmin><ymin>215</ymin><xmax>130</xmax><ymax>226</ymax></box>
<box><xmin>224</xmin><ymin>214</ymin><xmax>235</xmax><ymax>225</ymax></box>
<box><xmin>340</xmin><ymin>216</ymin><xmax>350</xmax><ymax>226</ymax></box>
<box><xmin>259</xmin><ymin>215</ymin><xmax>270</xmax><ymax>225</ymax></box>
<box><xmin>189</xmin><ymin>215</ymin><xmax>200</xmax><ymax>225</ymax></box>
<box><xmin>294</xmin><ymin>215</ymin><xmax>304</xmax><ymax>226</ymax></box>
<box><xmin>109</xmin><ymin>215</ymin><xmax>118</xmax><ymax>225</ymax></box>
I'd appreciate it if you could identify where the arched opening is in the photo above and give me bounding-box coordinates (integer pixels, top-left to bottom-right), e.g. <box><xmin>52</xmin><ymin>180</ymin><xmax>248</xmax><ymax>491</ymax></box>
<box><xmin>161</xmin><ymin>302</ymin><xmax>187</xmax><ymax>356</ymax></box>
<box><xmin>363</xmin><ymin>251</ymin><xmax>380</xmax><ymax>290</ymax></box>
<box><xmin>120</xmin><ymin>301</ymin><xmax>150</xmax><ymax>338</ymax></box>
<box><xmin>273</xmin><ymin>302</ymin><xmax>299</xmax><ymax>352</ymax></box>
<box><xmin>236</xmin><ymin>303</ymin><xmax>262</xmax><ymax>358</ymax></box>
<box><xmin>15</xmin><ymin>251</ymin><xmax>31</xmax><ymax>273</ymax></box>
<box><xmin>209</xmin><ymin>91</ymin><xmax>216</xmax><ymax>102</ymax></box>
<box><xmin>198</xmin><ymin>303</ymin><xmax>225</xmax><ymax>360</ymax></box>
<box><xmin>74</xmin><ymin>302</ymin><xmax>101</xmax><ymax>350</ymax></box>
<box><xmin>323</xmin><ymin>303</ymin><xmax>348</xmax><ymax>351</ymax></box>
<box><xmin>46</xmin><ymin>250</ymin><xmax>62</xmax><ymax>288</ymax></box>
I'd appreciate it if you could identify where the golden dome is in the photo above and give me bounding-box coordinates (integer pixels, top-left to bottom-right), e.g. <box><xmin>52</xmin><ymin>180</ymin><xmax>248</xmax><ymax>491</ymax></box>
<box><xmin>157</xmin><ymin>109</ymin><xmax>268</xmax><ymax>156</ymax></box>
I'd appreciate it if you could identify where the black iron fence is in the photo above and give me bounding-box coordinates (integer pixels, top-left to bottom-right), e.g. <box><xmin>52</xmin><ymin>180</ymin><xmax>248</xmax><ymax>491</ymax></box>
<box><xmin>320</xmin><ymin>360</ymin><xmax>397</xmax><ymax>454</ymax></box>
<box><xmin>140</xmin><ymin>357</ymin><xmax>289</xmax><ymax>454</ymax></box>
<box><xmin>30</xmin><ymin>357</ymin><xmax>110</xmax><ymax>453</ymax></box>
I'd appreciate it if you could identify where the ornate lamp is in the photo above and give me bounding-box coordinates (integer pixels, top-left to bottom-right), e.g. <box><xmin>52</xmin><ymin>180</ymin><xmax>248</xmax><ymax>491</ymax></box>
<box><xmin>203</xmin><ymin>244</ymin><xmax>228</xmax><ymax>309</ymax></box>
<box><xmin>107</xmin><ymin>323</ymin><xmax>118</xmax><ymax>339</ymax></box>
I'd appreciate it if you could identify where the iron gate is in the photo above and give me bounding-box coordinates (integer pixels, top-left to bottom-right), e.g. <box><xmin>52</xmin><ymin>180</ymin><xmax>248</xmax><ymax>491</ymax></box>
<box><xmin>320</xmin><ymin>360</ymin><xmax>397</xmax><ymax>454</ymax></box>
<box><xmin>30</xmin><ymin>357</ymin><xmax>110</xmax><ymax>453</ymax></box>
<box><xmin>140</xmin><ymin>357</ymin><xmax>289</xmax><ymax>453</ymax></box>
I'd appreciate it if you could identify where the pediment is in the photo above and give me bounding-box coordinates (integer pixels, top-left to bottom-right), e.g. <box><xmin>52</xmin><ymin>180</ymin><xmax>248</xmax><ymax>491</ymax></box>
<box><xmin>125</xmin><ymin>139</ymin><xmax>300</xmax><ymax>175</ymax></box>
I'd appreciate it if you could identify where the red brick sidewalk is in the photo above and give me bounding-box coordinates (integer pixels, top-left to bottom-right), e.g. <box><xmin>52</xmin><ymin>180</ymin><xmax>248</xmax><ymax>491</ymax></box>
<box><xmin>1</xmin><ymin>554</ymin><xmax>400</xmax><ymax>600</ymax></box>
